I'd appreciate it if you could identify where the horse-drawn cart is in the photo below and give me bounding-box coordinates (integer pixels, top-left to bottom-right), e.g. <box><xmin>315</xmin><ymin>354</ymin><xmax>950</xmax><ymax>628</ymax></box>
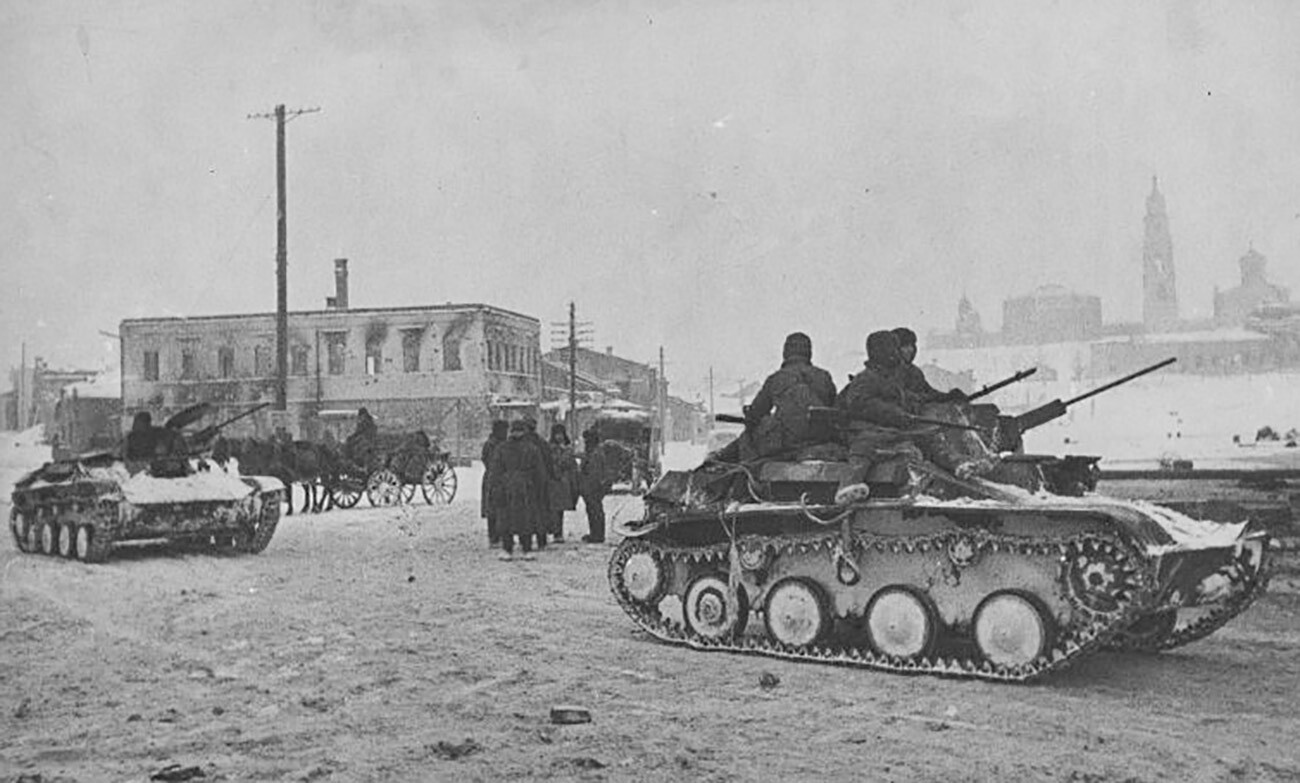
<box><xmin>329</xmin><ymin>430</ymin><xmax>458</xmax><ymax>509</ymax></box>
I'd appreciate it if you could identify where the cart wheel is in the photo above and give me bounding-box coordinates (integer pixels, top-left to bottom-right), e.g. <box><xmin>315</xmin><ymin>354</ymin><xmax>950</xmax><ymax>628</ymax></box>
<box><xmin>422</xmin><ymin>462</ymin><xmax>458</xmax><ymax>504</ymax></box>
<box><xmin>330</xmin><ymin>474</ymin><xmax>363</xmax><ymax>509</ymax></box>
<box><xmin>366</xmin><ymin>468</ymin><xmax>403</xmax><ymax>507</ymax></box>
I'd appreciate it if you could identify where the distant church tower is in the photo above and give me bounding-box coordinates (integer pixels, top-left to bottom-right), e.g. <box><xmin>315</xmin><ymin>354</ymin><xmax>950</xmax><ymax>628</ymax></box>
<box><xmin>1142</xmin><ymin>176</ymin><xmax>1179</xmax><ymax>332</ymax></box>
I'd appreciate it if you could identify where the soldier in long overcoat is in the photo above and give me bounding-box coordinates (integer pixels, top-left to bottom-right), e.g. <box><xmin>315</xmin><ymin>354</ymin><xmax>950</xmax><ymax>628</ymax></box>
<box><xmin>479</xmin><ymin>420</ymin><xmax>509</xmax><ymax>546</ymax></box>
<box><xmin>579</xmin><ymin>428</ymin><xmax>613</xmax><ymax>544</ymax></box>
<box><xmin>488</xmin><ymin>419</ymin><xmax>547</xmax><ymax>560</ymax></box>
<box><xmin>546</xmin><ymin>423</ymin><xmax>579</xmax><ymax>543</ymax></box>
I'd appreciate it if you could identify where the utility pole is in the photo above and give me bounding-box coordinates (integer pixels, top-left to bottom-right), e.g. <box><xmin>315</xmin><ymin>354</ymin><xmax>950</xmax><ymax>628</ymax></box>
<box><xmin>549</xmin><ymin>303</ymin><xmax>591</xmax><ymax>433</ymax></box>
<box><xmin>568</xmin><ymin>302</ymin><xmax>577</xmax><ymax>429</ymax></box>
<box><xmin>658</xmin><ymin>346</ymin><xmax>666</xmax><ymax>455</ymax></box>
<box><xmin>248</xmin><ymin>103</ymin><xmax>320</xmax><ymax>415</ymax></box>
<box><xmin>18</xmin><ymin>341</ymin><xmax>26</xmax><ymax>430</ymax></box>
<box><xmin>708</xmin><ymin>366</ymin><xmax>714</xmax><ymax>421</ymax></box>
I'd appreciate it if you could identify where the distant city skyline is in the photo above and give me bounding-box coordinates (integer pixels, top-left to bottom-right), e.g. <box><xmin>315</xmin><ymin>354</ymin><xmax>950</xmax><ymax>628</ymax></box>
<box><xmin>6</xmin><ymin>1</ymin><xmax>1300</xmax><ymax>401</ymax></box>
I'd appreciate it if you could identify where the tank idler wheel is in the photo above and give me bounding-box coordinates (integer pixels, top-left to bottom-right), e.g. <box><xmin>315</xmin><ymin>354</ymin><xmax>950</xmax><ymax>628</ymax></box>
<box><xmin>40</xmin><ymin>521</ymin><xmax>59</xmax><ymax>556</ymax></box>
<box><xmin>238</xmin><ymin>497</ymin><xmax>280</xmax><ymax>554</ymax></box>
<box><xmin>764</xmin><ymin>578</ymin><xmax>831</xmax><ymax>648</ymax></box>
<box><xmin>75</xmin><ymin>524</ymin><xmax>113</xmax><ymax>563</ymax></box>
<box><xmin>865</xmin><ymin>586</ymin><xmax>937</xmax><ymax>660</ymax></box>
<box><xmin>683</xmin><ymin>574</ymin><xmax>749</xmax><ymax>641</ymax></box>
<box><xmin>366</xmin><ymin>469</ymin><xmax>404</xmax><ymax>507</ymax></box>
<box><xmin>57</xmin><ymin>522</ymin><xmax>76</xmax><ymax>558</ymax></box>
<box><xmin>10</xmin><ymin>508</ymin><xmax>32</xmax><ymax>553</ymax></box>
<box><xmin>621</xmin><ymin>549</ymin><xmax>666</xmax><ymax>606</ymax></box>
<box><xmin>973</xmin><ymin>590</ymin><xmax>1053</xmax><ymax>669</ymax></box>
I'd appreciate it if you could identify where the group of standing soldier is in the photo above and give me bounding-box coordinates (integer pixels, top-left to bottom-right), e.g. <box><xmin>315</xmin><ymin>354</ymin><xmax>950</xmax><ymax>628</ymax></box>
<box><xmin>479</xmin><ymin>417</ymin><xmax>613</xmax><ymax>561</ymax></box>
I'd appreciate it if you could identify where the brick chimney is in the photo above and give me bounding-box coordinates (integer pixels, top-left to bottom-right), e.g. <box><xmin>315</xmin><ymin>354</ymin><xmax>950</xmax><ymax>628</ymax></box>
<box><xmin>327</xmin><ymin>258</ymin><xmax>349</xmax><ymax>310</ymax></box>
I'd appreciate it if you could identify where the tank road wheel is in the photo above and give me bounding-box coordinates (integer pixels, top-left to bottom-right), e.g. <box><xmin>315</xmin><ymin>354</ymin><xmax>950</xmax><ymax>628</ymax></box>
<box><xmin>865</xmin><ymin>586</ymin><xmax>937</xmax><ymax>660</ymax></box>
<box><xmin>74</xmin><ymin>524</ymin><xmax>113</xmax><ymax>563</ymax></box>
<box><xmin>366</xmin><ymin>469</ymin><xmax>403</xmax><ymax>507</ymax></box>
<box><xmin>973</xmin><ymin>591</ymin><xmax>1053</xmax><ymax>669</ymax></box>
<box><xmin>26</xmin><ymin>513</ymin><xmax>44</xmax><ymax>553</ymax></box>
<box><xmin>40</xmin><ymin>520</ymin><xmax>58</xmax><ymax>555</ymax></box>
<box><xmin>421</xmin><ymin>462</ymin><xmax>458</xmax><ymax>505</ymax></box>
<box><xmin>683</xmin><ymin>574</ymin><xmax>749</xmax><ymax>641</ymax></box>
<box><xmin>10</xmin><ymin>508</ymin><xmax>32</xmax><ymax>553</ymax></box>
<box><xmin>238</xmin><ymin>496</ymin><xmax>281</xmax><ymax>554</ymax></box>
<box><xmin>57</xmin><ymin>522</ymin><xmax>76</xmax><ymax>558</ymax></box>
<box><xmin>764</xmin><ymin>578</ymin><xmax>831</xmax><ymax>648</ymax></box>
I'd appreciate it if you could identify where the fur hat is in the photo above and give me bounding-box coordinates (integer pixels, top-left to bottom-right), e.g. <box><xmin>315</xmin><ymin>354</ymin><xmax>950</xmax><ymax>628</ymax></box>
<box><xmin>782</xmin><ymin>332</ymin><xmax>812</xmax><ymax>360</ymax></box>
<box><xmin>865</xmin><ymin>330</ymin><xmax>901</xmax><ymax>364</ymax></box>
<box><xmin>891</xmin><ymin>327</ymin><xmax>917</xmax><ymax>348</ymax></box>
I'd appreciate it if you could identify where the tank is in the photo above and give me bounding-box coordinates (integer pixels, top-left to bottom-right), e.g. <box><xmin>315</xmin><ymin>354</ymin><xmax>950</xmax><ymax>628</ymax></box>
<box><xmin>8</xmin><ymin>404</ymin><xmax>284</xmax><ymax>563</ymax></box>
<box><xmin>607</xmin><ymin>366</ymin><xmax>1271</xmax><ymax>682</ymax></box>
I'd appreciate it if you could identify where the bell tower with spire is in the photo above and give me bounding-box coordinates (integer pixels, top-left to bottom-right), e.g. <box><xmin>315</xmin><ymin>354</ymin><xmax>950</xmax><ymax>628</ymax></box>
<box><xmin>1142</xmin><ymin>175</ymin><xmax>1179</xmax><ymax>332</ymax></box>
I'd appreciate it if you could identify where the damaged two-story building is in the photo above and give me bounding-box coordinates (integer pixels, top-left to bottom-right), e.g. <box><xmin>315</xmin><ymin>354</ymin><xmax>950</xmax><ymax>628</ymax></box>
<box><xmin>119</xmin><ymin>260</ymin><xmax>541</xmax><ymax>459</ymax></box>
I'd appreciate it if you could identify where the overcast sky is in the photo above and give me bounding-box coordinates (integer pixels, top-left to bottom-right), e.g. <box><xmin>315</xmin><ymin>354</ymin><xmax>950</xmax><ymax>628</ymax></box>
<box><xmin>5</xmin><ymin>0</ymin><xmax>1300</xmax><ymax>402</ymax></box>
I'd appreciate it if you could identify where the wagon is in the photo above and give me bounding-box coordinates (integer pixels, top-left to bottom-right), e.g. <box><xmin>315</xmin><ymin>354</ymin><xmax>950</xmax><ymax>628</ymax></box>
<box><xmin>328</xmin><ymin>430</ymin><xmax>458</xmax><ymax>509</ymax></box>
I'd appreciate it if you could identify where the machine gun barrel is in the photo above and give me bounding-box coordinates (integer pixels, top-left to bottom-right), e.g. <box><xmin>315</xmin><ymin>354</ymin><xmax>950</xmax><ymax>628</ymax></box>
<box><xmin>967</xmin><ymin>367</ymin><xmax>1037</xmax><ymax>401</ymax></box>
<box><xmin>1061</xmin><ymin>357</ymin><xmax>1177</xmax><ymax>406</ymax></box>
<box><xmin>1013</xmin><ymin>357</ymin><xmax>1177</xmax><ymax>434</ymax></box>
<box><xmin>714</xmin><ymin>413</ymin><xmax>747</xmax><ymax>425</ymax></box>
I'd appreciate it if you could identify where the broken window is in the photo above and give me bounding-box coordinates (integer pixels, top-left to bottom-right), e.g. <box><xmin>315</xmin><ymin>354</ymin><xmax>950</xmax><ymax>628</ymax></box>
<box><xmin>291</xmin><ymin>345</ymin><xmax>309</xmax><ymax>376</ymax></box>
<box><xmin>143</xmin><ymin>350</ymin><xmax>160</xmax><ymax>381</ymax></box>
<box><xmin>180</xmin><ymin>349</ymin><xmax>197</xmax><ymax>380</ymax></box>
<box><xmin>325</xmin><ymin>332</ymin><xmax>347</xmax><ymax>375</ymax></box>
<box><xmin>218</xmin><ymin>347</ymin><xmax>235</xmax><ymax>379</ymax></box>
<box><xmin>366</xmin><ymin>342</ymin><xmax>382</xmax><ymax>376</ymax></box>
<box><xmin>401</xmin><ymin>329</ymin><xmax>422</xmax><ymax>373</ymax></box>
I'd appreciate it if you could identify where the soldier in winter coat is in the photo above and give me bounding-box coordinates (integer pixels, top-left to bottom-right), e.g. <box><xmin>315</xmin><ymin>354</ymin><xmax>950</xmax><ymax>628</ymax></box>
<box><xmin>712</xmin><ymin>332</ymin><xmax>837</xmax><ymax>463</ymax></box>
<box><xmin>479</xmin><ymin>420</ymin><xmax>508</xmax><ymax>546</ymax></box>
<box><xmin>488</xmin><ymin>419</ymin><xmax>548</xmax><ymax>560</ymax></box>
<box><xmin>546</xmin><ymin>423</ymin><xmax>579</xmax><ymax>543</ymax></box>
<box><xmin>579</xmin><ymin>428</ymin><xmax>613</xmax><ymax>543</ymax></box>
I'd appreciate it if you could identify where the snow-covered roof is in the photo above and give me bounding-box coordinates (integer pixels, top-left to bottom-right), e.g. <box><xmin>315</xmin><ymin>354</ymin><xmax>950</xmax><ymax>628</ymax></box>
<box><xmin>1092</xmin><ymin>328</ymin><xmax>1270</xmax><ymax>345</ymax></box>
<box><xmin>64</xmin><ymin>371</ymin><xmax>120</xmax><ymax>400</ymax></box>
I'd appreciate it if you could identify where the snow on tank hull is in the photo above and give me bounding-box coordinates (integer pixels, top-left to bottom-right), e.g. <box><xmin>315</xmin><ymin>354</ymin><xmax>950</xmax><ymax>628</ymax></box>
<box><xmin>9</xmin><ymin>454</ymin><xmax>285</xmax><ymax>563</ymax></box>
<box><xmin>608</xmin><ymin>467</ymin><xmax>1269</xmax><ymax>683</ymax></box>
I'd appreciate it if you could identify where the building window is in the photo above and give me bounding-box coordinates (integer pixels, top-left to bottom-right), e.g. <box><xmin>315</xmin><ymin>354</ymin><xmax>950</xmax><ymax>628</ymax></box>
<box><xmin>325</xmin><ymin>332</ymin><xmax>347</xmax><ymax>375</ymax></box>
<box><xmin>218</xmin><ymin>347</ymin><xmax>235</xmax><ymax>379</ymax></box>
<box><xmin>401</xmin><ymin>329</ymin><xmax>422</xmax><ymax>373</ymax></box>
<box><xmin>180</xmin><ymin>349</ymin><xmax>197</xmax><ymax>380</ymax></box>
<box><xmin>443</xmin><ymin>330</ymin><xmax>463</xmax><ymax>372</ymax></box>
<box><xmin>291</xmin><ymin>345</ymin><xmax>309</xmax><ymax>376</ymax></box>
<box><xmin>254</xmin><ymin>345</ymin><xmax>272</xmax><ymax>377</ymax></box>
<box><xmin>143</xmin><ymin>350</ymin><xmax>160</xmax><ymax>381</ymax></box>
<box><xmin>365</xmin><ymin>342</ymin><xmax>383</xmax><ymax>376</ymax></box>
<box><xmin>487</xmin><ymin>342</ymin><xmax>497</xmax><ymax>371</ymax></box>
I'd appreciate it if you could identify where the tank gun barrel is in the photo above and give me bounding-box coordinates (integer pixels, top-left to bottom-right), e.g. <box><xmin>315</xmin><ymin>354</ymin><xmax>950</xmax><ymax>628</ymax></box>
<box><xmin>191</xmin><ymin>402</ymin><xmax>273</xmax><ymax>446</ymax></box>
<box><xmin>967</xmin><ymin>368</ymin><xmax>1037</xmax><ymax>401</ymax></box>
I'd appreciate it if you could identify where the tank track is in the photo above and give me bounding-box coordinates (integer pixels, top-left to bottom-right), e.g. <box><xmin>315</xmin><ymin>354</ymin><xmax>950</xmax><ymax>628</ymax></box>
<box><xmin>609</xmin><ymin>527</ymin><xmax>1155</xmax><ymax>683</ymax></box>
<box><xmin>9</xmin><ymin>491</ymin><xmax>280</xmax><ymax>563</ymax></box>
<box><xmin>1107</xmin><ymin>547</ymin><xmax>1272</xmax><ymax>653</ymax></box>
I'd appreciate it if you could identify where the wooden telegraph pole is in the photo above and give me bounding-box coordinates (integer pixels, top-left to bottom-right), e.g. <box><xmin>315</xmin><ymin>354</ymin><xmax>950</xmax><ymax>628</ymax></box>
<box><xmin>248</xmin><ymin>103</ymin><xmax>319</xmax><ymax>416</ymax></box>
